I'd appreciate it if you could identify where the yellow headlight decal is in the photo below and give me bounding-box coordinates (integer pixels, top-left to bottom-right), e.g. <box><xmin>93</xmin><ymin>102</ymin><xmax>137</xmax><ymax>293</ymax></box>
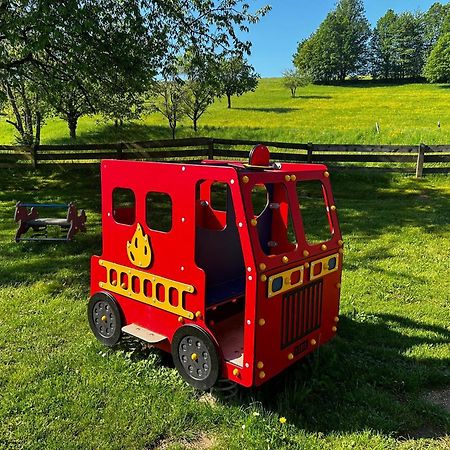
<box><xmin>267</xmin><ymin>265</ymin><xmax>304</xmax><ymax>298</ymax></box>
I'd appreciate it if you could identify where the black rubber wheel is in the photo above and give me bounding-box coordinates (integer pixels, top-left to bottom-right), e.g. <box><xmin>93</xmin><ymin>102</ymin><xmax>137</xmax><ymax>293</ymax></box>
<box><xmin>172</xmin><ymin>325</ymin><xmax>220</xmax><ymax>390</ymax></box>
<box><xmin>87</xmin><ymin>292</ymin><xmax>122</xmax><ymax>347</ymax></box>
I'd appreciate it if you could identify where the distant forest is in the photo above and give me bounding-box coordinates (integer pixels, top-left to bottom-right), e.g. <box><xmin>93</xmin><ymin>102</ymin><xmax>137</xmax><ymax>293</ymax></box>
<box><xmin>293</xmin><ymin>0</ymin><xmax>450</xmax><ymax>83</ymax></box>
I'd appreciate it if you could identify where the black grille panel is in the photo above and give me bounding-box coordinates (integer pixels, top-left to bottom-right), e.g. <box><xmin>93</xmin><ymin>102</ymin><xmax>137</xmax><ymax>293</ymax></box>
<box><xmin>281</xmin><ymin>280</ymin><xmax>323</xmax><ymax>349</ymax></box>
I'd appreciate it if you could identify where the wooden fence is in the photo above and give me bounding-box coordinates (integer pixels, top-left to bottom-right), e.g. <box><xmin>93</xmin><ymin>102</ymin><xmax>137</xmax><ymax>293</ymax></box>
<box><xmin>1</xmin><ymin>137</ymin><xmax>449</xmax><ymax>177</ymax></box>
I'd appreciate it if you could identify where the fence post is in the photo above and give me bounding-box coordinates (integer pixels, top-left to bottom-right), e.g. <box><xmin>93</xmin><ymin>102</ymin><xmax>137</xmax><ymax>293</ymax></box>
<box><xmin>307</xmin><ymin>143</ymin><xmax>313</xmax><ymax>163</ymax></box>
<box><xmin>31</xmin><ymin>143</ymin><xmax>38</xmax><ymax>168</ymax></box>
<box><xmin>117</xmin><ymin>142</ymin><xmax>124</xmax><ymax>160</ymax></box>
<box><xmin>416</xmin><ymin>143</ymin><xmax>425</xmax><ymax>178</ymax></box>
<box><xmin>208</xmin><ymin>138</ymin><xmax>214</xmax><ymax>160</ymax></box>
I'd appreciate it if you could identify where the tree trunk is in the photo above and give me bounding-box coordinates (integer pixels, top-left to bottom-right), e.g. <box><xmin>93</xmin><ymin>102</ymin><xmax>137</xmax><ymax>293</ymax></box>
<box><xmin>171</xmin><ymin>126</ymin><xmax>176</xmax><ymax>139</ymax></box>
<box><xmin>114</xmin><ymin>119</ymin><xmax>118</xmax><ymax>128</ymax></box>
<box><xmin>291</xmin><ymin>88</ymin><xmax>296</xmax><ymax>98</ymax></box>
<box><xmin>119</xmin><ymin>118</ymin><xmax>123</xmax><ymax>127</ymax></box>
<box><xmin>35</xmin><ymin>111</ymin><xmax>41</xmax><ymax>146</ymax></box>
<box><xmin>193</xmin><ymin>116</ymin><xmax>198</xmax><ymax>132</ymax></box>
<box><xmin>68</xmin><ymin>115</ymin><xmax>78</xmax><ymax>140</ymax></box>
<box><xmin>227</xmin><ymin>93</ymin><xmax>231</xmax><ymax>109</ymax></box>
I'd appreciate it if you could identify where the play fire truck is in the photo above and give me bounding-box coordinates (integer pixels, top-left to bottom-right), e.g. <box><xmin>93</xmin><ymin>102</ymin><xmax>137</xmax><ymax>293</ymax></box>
<box><xmin>88</xmin><ymin>145</ymin><xmax>343</xmax><ymax>389</ymax></box>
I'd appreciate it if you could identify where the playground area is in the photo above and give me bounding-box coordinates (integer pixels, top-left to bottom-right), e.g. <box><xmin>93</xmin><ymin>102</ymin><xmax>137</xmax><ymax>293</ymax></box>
<box><xmin>0</xmin><ymin>165</ymin><xmax>448</xmax><ymax>449</ymax></box>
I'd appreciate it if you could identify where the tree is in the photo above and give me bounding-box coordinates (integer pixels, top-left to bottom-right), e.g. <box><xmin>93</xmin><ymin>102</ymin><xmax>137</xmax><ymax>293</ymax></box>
<box><xmin>217</xmin><ymin>56</ymin><xmax>259</xmax><ymax>108</ymax></box>
<box><xmin>0</xmin><ymin>71</ymin><xmax>44</xmax><ymax>146</ymax></box>
<box><xmin>282</xmin><ymin>69</ymin><xmax>311</xmax><ymax>97</ymax></box>
<box><xmin>0</xmin><ymin>1</ymin><xmax>270</xmax><ymax>142</ymax></box>
<box><xmin>180</xmin><ymin>52</ymin><xmax>218</xmax><ymax>131</ymax></box>
<box><xmin>293</xmin><ymin>0</ymin><xmax>370</xmax><ymax>83</ymax></box>
<box><xmin>423</xmin><ymin>33</ymin><xmax>450</xmax><ymax>83</ymax></box>
<box><xmin>423</xmin><ymin>2</ymin><xmax>450</xmax><ymax>55</ymax></box>
<box><xmin>153</xmin><ymin>75</ymin><xmax>187</xmax><ymax>139</ymax></box>
<box><xmin>371</xmin><ymin>10</ymin><xmax>425</xmax><ymax>80</ymax></box>
<box><xmin>370</xmin><ymin>10</ymin><xmax>400</xmax><ymax>79</ymax></box>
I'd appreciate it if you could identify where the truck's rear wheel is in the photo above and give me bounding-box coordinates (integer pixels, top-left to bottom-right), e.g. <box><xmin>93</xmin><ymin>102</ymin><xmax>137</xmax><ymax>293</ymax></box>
<box><xmin>88</xmin><ymin>292</ymin><xmax>122</xmax><ymax>347</ymax></box>
<box><xmin>172</xmin><ymin>325</ymin><xmax>220</xmax><ymax>390</ymax></box>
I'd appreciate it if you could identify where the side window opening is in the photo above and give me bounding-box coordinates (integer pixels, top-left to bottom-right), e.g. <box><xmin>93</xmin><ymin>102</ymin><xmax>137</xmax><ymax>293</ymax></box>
<box><xmin>112</xmin><ymin>188</ymin><xmax>135</xmax><ymax>225</ymax></box>
<box><xmin>146</xmin><ymin>192</ymin><xmax>172</xmax><ymax>232</ymax></box>
<box><xmin>196</xmin><ymin>181</ymin><xmax>228</xmax><ymax>231</ymax></box>
<box><xmin>296</xmin><ymin>181</ymin><xmax>333</xmax><ymax>244</ymax></box>
<box><xmin>251</xmin><ymin>183</ymin><xmax>297</xmax><ymax>255</ymax></box>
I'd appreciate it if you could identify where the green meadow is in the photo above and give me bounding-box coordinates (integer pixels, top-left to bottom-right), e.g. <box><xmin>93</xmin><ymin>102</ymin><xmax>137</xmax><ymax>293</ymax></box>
<box><xmin>0</xmin><ymin>79</ymin><xmax>449</xmax><ymax>449</ymax></box>
<box><xmin>2</xmin><ymin>79</ymin><xmax>450</xmax><ymax>145</ymax></box>
<box><xmin>0</xmin><ymin>167</ymin><xmax>449</xmax><ymax>449</ymax></box>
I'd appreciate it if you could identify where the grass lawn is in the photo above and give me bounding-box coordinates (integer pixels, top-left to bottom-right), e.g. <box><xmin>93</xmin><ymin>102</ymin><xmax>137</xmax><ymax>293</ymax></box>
<box><xmin>0</xmin><ymin>165</ymin><xmax>448</xmax><ymax>449</ymax></box>
<box><xmin>2</xmin><ymin>79</ymin><xmax>450</xmax><ymax>145</ymax></box>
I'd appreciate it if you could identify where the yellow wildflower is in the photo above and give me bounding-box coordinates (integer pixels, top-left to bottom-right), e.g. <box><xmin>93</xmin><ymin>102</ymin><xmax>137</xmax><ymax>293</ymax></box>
<box><xmin>279</xmin><ymin>417</ymin><xmax>287</xmax><ymax>424</ymax></box>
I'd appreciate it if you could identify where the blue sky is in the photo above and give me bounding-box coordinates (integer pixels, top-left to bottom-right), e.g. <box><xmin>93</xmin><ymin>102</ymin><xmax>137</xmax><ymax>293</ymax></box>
<box><xmin>246</xmin><ymin>0</ymin><xmax>440</xmax><ymax>77</ymax></box>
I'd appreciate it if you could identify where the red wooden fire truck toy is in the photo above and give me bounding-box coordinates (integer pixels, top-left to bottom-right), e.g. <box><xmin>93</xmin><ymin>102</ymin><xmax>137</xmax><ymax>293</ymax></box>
<box><xmin>88</xmin><ymin>145</ymin><xmax>343</xmax><ymax>389</ymax></box>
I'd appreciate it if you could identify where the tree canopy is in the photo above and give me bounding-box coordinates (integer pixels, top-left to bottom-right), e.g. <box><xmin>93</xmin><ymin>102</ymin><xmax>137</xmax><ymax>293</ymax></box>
<box><xmin>293</xmin><ymin>0</ymin><xmax>370</xmax><ymax>83</ymax></box>
<box><xmin>423</xmin><ymin>32</ymin><xmax>450</xmax><ymax>83</ymax></box>
<box><xmin>0</xmin><ymin>0</ymin><xmax>269</xmax><ymax>143</ymax></box>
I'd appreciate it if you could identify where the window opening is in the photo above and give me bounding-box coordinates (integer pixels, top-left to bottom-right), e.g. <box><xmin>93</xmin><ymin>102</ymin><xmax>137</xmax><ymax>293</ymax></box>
<box><xmin>112</xmin><ymin>188</ymin><xmax>135</xmax><ymax>225</ymax></box>
<box><xmin>146</xmin><ymin>192</ymin><xmax>172</xmax><ymax>232</ymax></box>
<box><xmin>250</xmin><ymin>183</ymin><xmax>296</xmax><ymax>255</ymax></box>
<box><xmin>296</xmin><ymin>181</ymin><xmax>333</xmax><ymax>244</ymax></box>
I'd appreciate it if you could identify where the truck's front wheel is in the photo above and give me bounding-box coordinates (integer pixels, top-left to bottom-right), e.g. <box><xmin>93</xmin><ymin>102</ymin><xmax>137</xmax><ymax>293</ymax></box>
<box><xmin>172</xmin><ymin>325</ymin><xmax>220</xmax><ymax>390</ymax></box>
<box><xmin>87</xmin><ymin>292</ymin><xmax>122</xmax><ymax>347</ymax></box>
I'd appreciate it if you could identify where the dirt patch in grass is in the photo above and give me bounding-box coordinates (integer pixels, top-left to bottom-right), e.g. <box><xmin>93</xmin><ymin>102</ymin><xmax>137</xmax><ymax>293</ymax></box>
<box><xmin>157</xmin><ymin>433</ymin><xmax>217</xmax><ymax>450</ymax></box>
<box><xmin>424</xmin><ymin>387</ymin><xmax>450</xmax><ymax>414</ymax></box>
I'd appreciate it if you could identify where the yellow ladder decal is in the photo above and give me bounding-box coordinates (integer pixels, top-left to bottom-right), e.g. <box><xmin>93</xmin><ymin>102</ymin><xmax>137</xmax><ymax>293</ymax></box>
<box><xmin>98</xmin><ymin>259</ymin><xmax>195</xmax><ymax>319</ymax></box>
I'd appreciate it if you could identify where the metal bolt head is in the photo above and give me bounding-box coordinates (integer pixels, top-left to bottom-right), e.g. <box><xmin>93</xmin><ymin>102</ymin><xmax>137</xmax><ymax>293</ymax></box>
<box><xmin>321</xmin><ymin>244</ymin><xmax>327</xmax><ymax>251</ymax></box>
<box><xmin>259</xmin><ymin>263</ymin><xmax>266</xmax><ymax>271</ymax></box>
<box><xmin>324</xmin><ymin>171</ymin><xmax>330</xmax><ymax>177</ymax></box>
<box><xmin>251</xmin><ymin>218</ymin><xmax>258</xmax><ymax>226</ymax></box>
<box><xmin>101</xmin><ymin>315</ymin><xmax>107</xmax><ymax>322</ymax></box>
<box><xmin>191</xmin><ymin>353</ymin><xmax>198</xmax><ymax>361</ymax></box>
<box><xmin>334</xmin><ymin>316</ymin><xmax>340</xmax><ymax>322</ymax></box>
<box><xmin>258</xmin><ymin>318</ymin><xmax>266</xmax><ymax>326</ymax></box>
<box><xmin>260</xmin><ymin>275</ymin><xmax>267</xmax><ymax>282</ymax></box>
<box><xmin>259</xmin><ymin>371</ymin><xmax>266</xmax><ymax>379</ymax></box>
<box><xmin>291</xmin><ymin>174</ymin><xmax>297</xmax><ymax>181</ymax></box>
<box><xmin>233</xmin><ymin>368</ymin><xmax>240</xmax><ymax>377</ymax></box>
<box><xmin>285</xmin><ymin>175</ymin><xmax>291</xmax><ymax>182</ymax></box>
<box><xmin>288</xmin><ymin>353</ymin><xmax>294</xmax><ymax>360</ymax></box>
<box><xmin>303</xmin><ymin>250</ymin><xmax>309</xmax><ymax>257</ymax></box>
<box><xmin>195</xmin><ymin>311</ymin><xmax>202</xmax><ymax>319</ymax></box>
<box><xmin>310</xmin><ymin>339</ymin><xmax>317</xmax><ymax>346</ymax></box>
<box><xmin>242</xmin><ymin>176</ymin><xmax>249</xmax><ymax>184</ymax></box>
<box><xmin>332</xmin><ymin>326</ymin><xmax>337</xmax><ymax>332</ymax></box>
<box><xmin>330</xmin><ymin>205</ymin><xmax>336</xmax><ymax>211</ymax></box>
<box><xmin>282</xmin><ymin>256</ymin><xmax>289</xmax><ymax>263</ymax></box>
<box><xmin>257</xmin><ymin>361</ymin><xmax>264</xmax><ymax>369</ymax></box>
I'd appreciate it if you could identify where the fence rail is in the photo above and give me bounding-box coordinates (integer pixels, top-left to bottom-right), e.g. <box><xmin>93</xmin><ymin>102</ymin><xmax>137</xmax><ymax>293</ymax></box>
<box><xmin>0</xmin><ymin>137</ymin><xmax>449</xmax><ymax>176</ymax></box>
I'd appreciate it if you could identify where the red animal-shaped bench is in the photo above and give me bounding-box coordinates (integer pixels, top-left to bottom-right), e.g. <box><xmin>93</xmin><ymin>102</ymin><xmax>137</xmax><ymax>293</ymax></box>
<box><xmin>14</xmin><ymin>202</ymin><xmax>87</xmax><ymax>242</ymax></box>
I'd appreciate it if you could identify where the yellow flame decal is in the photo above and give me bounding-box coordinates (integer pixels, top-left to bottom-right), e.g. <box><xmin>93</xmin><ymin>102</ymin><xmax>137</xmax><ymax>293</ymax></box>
<box><xmin>127</xmin><ymin>223</ymin><xmax>152</xmax><ymax>268</ymax></box>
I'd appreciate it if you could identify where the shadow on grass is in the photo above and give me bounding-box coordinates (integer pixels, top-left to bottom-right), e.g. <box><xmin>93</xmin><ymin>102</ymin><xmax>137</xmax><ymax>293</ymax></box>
<box><xmin>237</xmin><ymin>313</ymin><xmax>450</xmax><ymax>437</ymax></box>
<box><xmin>43</xmin><ymin>122</ymin><xmax>174</xmax><ymax>145</ymax></box>
<box><xmin>234</xmin><ymin>107</ymin><xmax>299</xmax><ymax>114</ymax></box>
<box><xmin>319</xmin><ymin>78</ymin><xmax>427</xmax><ymax>89</ymax></box>
<box><xmin>296</xmin><ymin>95</ymin><xmax>333</xmax><ymax>100</ymax></box>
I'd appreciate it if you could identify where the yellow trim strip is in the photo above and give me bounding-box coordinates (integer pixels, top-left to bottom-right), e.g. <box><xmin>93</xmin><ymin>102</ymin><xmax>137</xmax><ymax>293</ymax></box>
<box><xmin>310</xmin><ymin>253</ymin><xmax>340</xmax><ymax>281</ymax></box>
<box><xmin>267</xmin><ymin>265</ymin><xmax>304</xmax><ymax>298</ymax></box>
<box><xmin>98</xmin><ymin>260</ymin><xmax>195</xmax><ymax>319</ymax></box>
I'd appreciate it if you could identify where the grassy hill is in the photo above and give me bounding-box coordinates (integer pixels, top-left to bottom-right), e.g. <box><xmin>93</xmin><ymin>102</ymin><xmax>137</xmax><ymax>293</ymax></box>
<box><xmin>2</xmin><ymin>79</ymin><xmax>450</xmax><ymax>145</ymax></box>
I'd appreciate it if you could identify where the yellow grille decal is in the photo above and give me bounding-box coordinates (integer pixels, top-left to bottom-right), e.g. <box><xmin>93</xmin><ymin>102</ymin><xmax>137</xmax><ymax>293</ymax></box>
<box><xmin>98</xmin><ymin>260</ymin><xmax>195</xmax><ymax>319</ymax></box>
<box><xmin>310</xmin><ymin>253</ymin><xmax>340</xmax><ymax>281</ymax></box>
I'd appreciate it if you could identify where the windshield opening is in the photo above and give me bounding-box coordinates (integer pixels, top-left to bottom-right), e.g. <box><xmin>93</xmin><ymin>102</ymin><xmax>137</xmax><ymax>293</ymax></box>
<box><xmin>296</xmin><ymin>180</ymin><xmax>334</xmax><ymax>244</ymax></box>
<box><xmin>251</xmin><ymin>183</ymin><xmax>297</xmax><ymax>256</ymax></box>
